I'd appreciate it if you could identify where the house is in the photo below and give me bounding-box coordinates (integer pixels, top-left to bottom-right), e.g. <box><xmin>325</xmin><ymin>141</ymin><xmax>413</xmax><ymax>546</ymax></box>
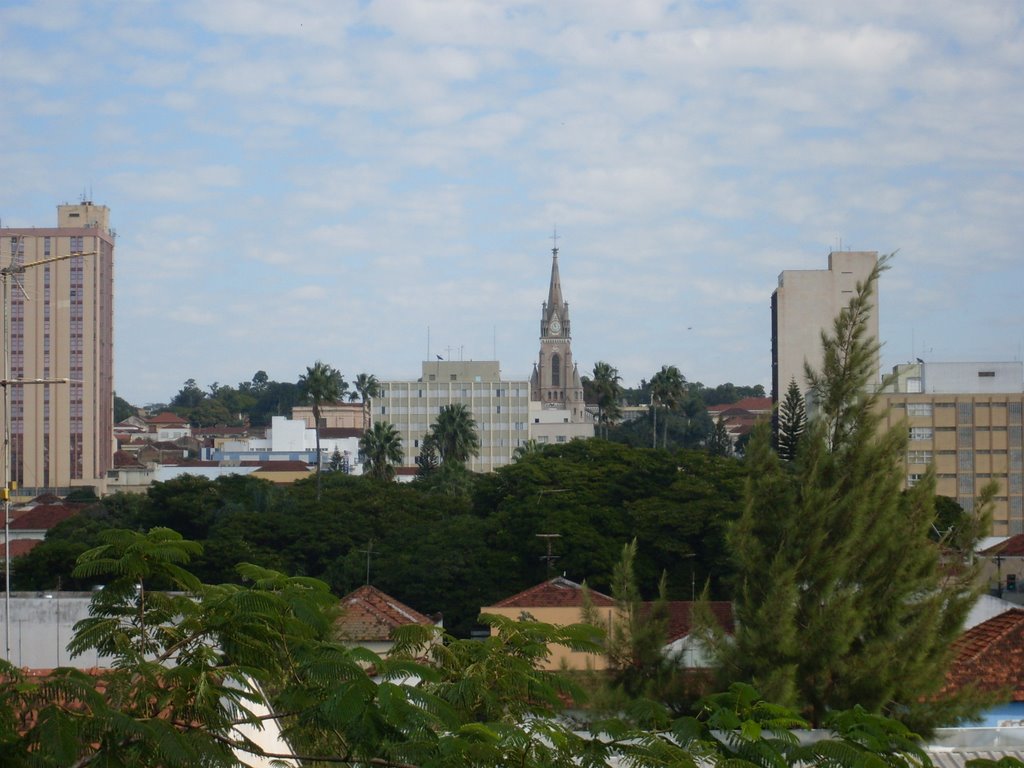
<box><xmin>0</xmin><ymin>500</ymin><xmax>86</xmax><ymax>560</ymax></box>
<box><xmin>482</xmin><ymin>577</ymin><xmax>732</xmax><ymax>671</ymax></box>
<box><xmin>146</xmin><ymin>412</ymin><xmax>193</xmax><ymax>441</ymax></box>
<box><xmin>979</xmin><ymin>535</ymin><xmax>1024</xmax><ymax>602</ymax></box>
<box><xmin>335</xmin><ymin>585</ymin><xmax>439</xmax><ymax>658</ymax></box>
<box><xmin>707</xmin><ymin>397</ymin><xmax>773</xmax><ymax>447</ymax></box>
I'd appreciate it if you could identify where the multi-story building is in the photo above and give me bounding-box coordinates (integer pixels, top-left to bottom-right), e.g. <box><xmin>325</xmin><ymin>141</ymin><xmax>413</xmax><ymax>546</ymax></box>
<box><xmin>880</xmin><ymin>361</ymin><xmax>1024</xmax><ymax>535</ymax></box>
<box><xmin>771</xmin><ymin>251</ymin><xmax>879</xmax><ymax>402</ymax></box>
<box><xmin>375</xmin><ymin>360</ymin><xmax>532</xmax><ymax>473</ymax></box>
<box><xmin>0</xmin><ymin>202</ymin><xmax>115</xmax><ymax>496</ymax></box>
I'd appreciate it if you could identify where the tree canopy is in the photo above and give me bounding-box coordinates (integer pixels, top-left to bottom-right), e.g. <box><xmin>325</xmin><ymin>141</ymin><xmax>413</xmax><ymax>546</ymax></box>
<box><xmin>716</xmin><ymin>257</ymin><xmax>994</xmax><ymax>731</ymax></box>
<box><xmin>0</xmin><ymin>527</ymin><xmax>952</xmax><ymax>768</ymax></box>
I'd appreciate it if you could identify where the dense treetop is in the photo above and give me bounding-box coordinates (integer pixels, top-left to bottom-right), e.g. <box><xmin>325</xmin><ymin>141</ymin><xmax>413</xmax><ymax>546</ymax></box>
<box><xmin>15</xmin><ymin>441</ymin><xmax>745</xmax><ymax>638</ymax></box>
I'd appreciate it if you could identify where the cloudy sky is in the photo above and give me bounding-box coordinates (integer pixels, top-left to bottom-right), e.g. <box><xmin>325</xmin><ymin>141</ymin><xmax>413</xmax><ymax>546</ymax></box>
<box><xmin>1</xmin><ymin>0</ymin><xmax>1021</xmax><ymax>406</ymax></box>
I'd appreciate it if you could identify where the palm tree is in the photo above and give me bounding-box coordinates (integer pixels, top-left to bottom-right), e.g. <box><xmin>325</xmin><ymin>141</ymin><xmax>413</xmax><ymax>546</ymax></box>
<box><xmin>360</xmin><ymin>420</ymin><xmax>403</xmax><ymax>481</ymax></box>
<box><xmin>299</xmin><ymin>360</ymin><xmax>347</xmax><ymax>500</ymax></box>
<box><xmin>351</xmin><ymin>372</ymin><xmax>382</xmax><ymax>431</ymax></box>
<box><xmin>650</xmin><ymin>365</ymin><xmax>685</xmax><ymax>448</ymax></box>
<box><xmin>427</xmin><ymin>404</ymin><xmax>480</xmax><ymax>465</ymax></box>
<box><xmin>590</xmin><ymin>361</ymin><xmax>623</xmax><ymax>439</ymax></box>
<box><xmin>512</xmin><ymin>439</ymin><xmax>542</xmax><ymax>462</ymax></box>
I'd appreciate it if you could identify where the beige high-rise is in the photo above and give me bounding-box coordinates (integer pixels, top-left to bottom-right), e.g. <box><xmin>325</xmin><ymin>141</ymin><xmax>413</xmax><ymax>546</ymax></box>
<box><xmin>0</xmin><ymin>202</ymin><xmax>114</xmax><ymax>495</ymax></box>
<box><xmin>771</xmin><ymin>251</ymin><xmax>879</xmax><ymax>402</ymax></box>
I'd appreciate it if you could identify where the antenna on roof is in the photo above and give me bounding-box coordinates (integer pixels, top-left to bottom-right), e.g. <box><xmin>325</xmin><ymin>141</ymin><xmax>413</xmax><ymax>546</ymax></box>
<box><xmin>358</xmin><ymin>539</ymin><xmax>378</xmax><ymax>585</ymax></box>
<box><xmin>536</xmin><ymin>533</ymin><xmax>561</xmax><ymax>577</ymax></box>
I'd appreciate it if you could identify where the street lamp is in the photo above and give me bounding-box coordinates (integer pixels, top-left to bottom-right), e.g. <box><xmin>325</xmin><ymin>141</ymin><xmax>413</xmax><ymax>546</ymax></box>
<box><xmin>2</xmin><ymin>243</ymin><xmax>94</xmax><ymax>660</ymax></box>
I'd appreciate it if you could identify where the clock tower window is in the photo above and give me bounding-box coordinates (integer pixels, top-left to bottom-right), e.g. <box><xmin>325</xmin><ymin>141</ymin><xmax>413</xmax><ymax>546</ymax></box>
<box><xmin>551</xmin><ymin>354</ymin><xmax>561</xmax><ymax>387</ymax></box>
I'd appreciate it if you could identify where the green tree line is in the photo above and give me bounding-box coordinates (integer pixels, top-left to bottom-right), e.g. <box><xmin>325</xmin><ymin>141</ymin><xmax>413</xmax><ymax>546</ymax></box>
<box><xmin>13</xmin><ymin>441</ymin><xmax>745</xmax><ymax>639</ymax></box>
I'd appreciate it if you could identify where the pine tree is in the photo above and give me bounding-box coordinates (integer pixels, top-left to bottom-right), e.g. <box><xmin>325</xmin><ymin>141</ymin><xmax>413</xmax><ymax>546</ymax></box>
<box><xmin>720</xmin><ymin>256</ymin><xmax>994</xmax><ymax>731</ymax></box>
<box><xmin>775</xmin><ymin>377</ymin><xmax>806</xmax><ymax>461</ymax></box>
<box><xmin>707</xmin><ymin>416</ymin><xmax>732</xmax><ymax>457</ymax></box>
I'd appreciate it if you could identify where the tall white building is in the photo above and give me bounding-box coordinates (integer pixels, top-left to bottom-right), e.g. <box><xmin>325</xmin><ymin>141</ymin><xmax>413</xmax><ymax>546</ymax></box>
<box><xmin>771</xmin><ymin>251</ymin><xmax>879</xmax><ymax>402</ymax></box>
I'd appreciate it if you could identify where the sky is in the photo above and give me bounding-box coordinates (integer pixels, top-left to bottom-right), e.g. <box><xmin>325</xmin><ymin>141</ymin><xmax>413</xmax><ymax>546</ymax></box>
<box><xmin>0</xmin><ymin>0</ymin><xmax>1021</xmax><ymax>406</ymax></box>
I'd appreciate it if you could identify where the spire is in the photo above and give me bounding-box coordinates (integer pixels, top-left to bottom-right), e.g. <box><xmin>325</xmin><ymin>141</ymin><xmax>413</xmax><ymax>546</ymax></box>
<box><xmin>547</xmin><ymin>227</ymin><xmax>564</xmax><ymax>312</ymax></box>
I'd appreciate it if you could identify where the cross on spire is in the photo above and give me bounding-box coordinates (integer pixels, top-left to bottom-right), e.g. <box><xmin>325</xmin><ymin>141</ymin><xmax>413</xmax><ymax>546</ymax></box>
<box><xmin>551</xmin><ymin>226</ymin><xmax>559</xmax><ymax>257</ymax></box>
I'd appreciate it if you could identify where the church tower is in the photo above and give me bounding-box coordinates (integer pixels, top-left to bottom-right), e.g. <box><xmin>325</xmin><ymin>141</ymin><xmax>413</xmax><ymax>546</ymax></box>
<box><xmin>530</xmin><ymin>239</ymin><xmax>586</xmax><ymax>421</ymax></box>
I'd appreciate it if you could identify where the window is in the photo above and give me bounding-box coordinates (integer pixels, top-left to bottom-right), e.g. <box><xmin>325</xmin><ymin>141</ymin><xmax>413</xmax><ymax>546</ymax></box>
<box><xmin>556</xmin><ymin>435</ymin><xmax>567</xmax><ymax>443</ymax></box>
<box><xmin>551</xmin><ymin>354</ymin><xmax>561</xmax><ymax>387</ymax></box>
<box><xmin>906</xmin><ymin>450</ymin><xmax>933</xmax><ymax>464</ymax></box>
<box><xmin>958</xmin><ymin>402</ymin><xmax>974</xmax><ymax>424</ymax></box>
<box><xmin>909</xmin><ymin>427</ymin><xmax>933</xmax><ymax>441</ymax></box>
<box><xmin>979</xmin><ymin>371</ymin><xmax>996</xmax><ymax>378</ymax></box>
<box><xmin>450</xmin><ymin>374</ymin><xmax>457</xmax><ymax>381</ymax></box>
<box><xmin>907</xmin><ymin>473</ymin><xmax>924</xmax><ymax>488</ymax></box>
<box><xmin>906</xmin><ymin>403</ymin><xmax>933</xmax><ymax>417</ymax></box>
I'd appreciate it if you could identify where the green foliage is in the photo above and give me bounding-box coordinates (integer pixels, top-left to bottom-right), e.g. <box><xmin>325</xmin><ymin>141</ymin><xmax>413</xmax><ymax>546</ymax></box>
<box><xmin>360</xmin><ymin>420</ymin><xmax>404</xmax><ymax>481</ymax></box>
<box><xmin>299</xmin><ymin>360</ymin><xmax>348</xmax><ymax>499</ymax></box>
<box><xmin>428</xmin><ymin>403</ymin><xmax>481</xmax><ymax>465</ymax></box>
<box><xmin>0</xmin><ymin>530</ymin><xmax>949</xmax><ymax>768</ymax></box>
<box><xmin>721</xmin><ymin>258</ymin><xmax>993</xmax><ymax>731</ymax></box>
<box><xmin>113</xmin><ymin>392</ymin><xmax>137</xmax><ymax>422</ymax></box>
<box><xmin>707</xmin><ymin>416</ymin><xmax>732</xmax><ymax>457</ymax></box>
<box><xmin>775</xmin><ymin>377</ymin><xmax>807</xmax><ymax>462</ymax></box>
<box><xmin>650</xmin><ymin>364</ymin><xmax>686</xmax><ymax>449</ymax></box>
<box><xmin>606</xmin><ymin>539</ymin><xmax>672</xmax><ymax>698</ymax></box>
<box><xmin>586</xmin><ymin>361</ymin><xmax>623</xmax><ymax>438</ymax></box>
<box><xmin>16</xmin><ymin>440</ymin><xmax>746</xmax><ymax>639</ymax></box>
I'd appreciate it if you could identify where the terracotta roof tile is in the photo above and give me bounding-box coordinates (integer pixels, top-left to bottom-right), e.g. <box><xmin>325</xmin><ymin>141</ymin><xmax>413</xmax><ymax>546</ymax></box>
<box><xmin>0</xmin><ymin>539</ymin><xmax>43</xmax><ymax>558</ymax></box>
<box><xmin>653</xmin><ymin>601</ymin><xmax>735</xmax><ymax>643</ymax></box>
<box><xmin>488</xmin><ymin>577</ymin><xmax>616</xmax><ymax>609</ymax></box>
<box><xmin>946</xmin><ymin>609</ymin><xmax>1024</xmax><ymax>701</ymax></box>
<box><xmin>336</xmin><ymin>585</ymin><xmax>435</xmax><ymax>642</ymax></box>
<box><xmin>10</xmin><ymin>504</ymin><xmax>81</xmax><ymax>531</ymax></box>
<box><xmin>147</xmin><ymin>412</ymin><xmax>190</xmax><ymax>425</ymax></box>
<box><xmin>982</xmin><ymin>535</ymin><xmax>1024</xmax><ymax>557</ymax></box>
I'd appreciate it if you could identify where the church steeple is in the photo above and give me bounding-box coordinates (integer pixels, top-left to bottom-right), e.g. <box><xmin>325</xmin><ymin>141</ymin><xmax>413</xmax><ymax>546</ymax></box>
<box><xmin>531</xmin><ymin>233</ymin><xmax>584</xmax><ymax>416</ymax></box>
<box><xmin>546</xmin><ymin>239</ymin><xmax>564</xmax><ymax>314</ymax></box>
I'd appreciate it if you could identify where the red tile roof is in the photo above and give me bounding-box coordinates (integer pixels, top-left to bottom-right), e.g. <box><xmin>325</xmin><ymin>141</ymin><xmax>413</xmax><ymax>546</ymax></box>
<box><xmin>0</xmin><ymin>539</ymin><xmax>43</xmax><ymax>559</ymax></box>
<box><xmin>10</xmin><ymin>504</ymin><xmax>82</xmax><ymax>531</ymax></box>
<box><xmin>147</xmin><ymin>412</ymin><xmax>189</xmax><ymax>425</ymax></box>
<box><xmin>489</xmin><ymin>577</ymin><xmax>616</xmax><ymax>609</ymax></box>
<box><xmin>336</xmin><ymin>585</ymin><xmax>435</xmax><ymax>642</ymax></box>
<box><xmin>946</xmin><ymin>609</ymin><xmax>1024</xmax><ymax>701</ymax></box>
<box><xmin>730</xmin><ymin>397</ymin><xmax>773</xmax><ymax>412</ymax></box>
<box><xmin>655</xmin><ymin>601</ymin><xmax>735</xmax><ymax>643</ymax></box>
<box><xmin>982</xmin><ymin>535</ymin><xmax>1024</xmax><ymax>557</ymax></box>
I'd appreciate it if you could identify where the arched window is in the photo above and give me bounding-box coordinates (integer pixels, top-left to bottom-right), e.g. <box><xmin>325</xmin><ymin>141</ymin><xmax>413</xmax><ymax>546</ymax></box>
<box><xmin>551</xmin><ymin>354</ymin><xmax>561</xmax><ymax>387</ymax></box>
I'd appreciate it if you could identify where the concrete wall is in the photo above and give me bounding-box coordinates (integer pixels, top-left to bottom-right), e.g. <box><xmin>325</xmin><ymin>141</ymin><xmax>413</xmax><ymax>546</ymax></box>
<box><xmin>1</xmin><ymin>593</ymin><xmax>111</xmax><ymax>668</ymax></box>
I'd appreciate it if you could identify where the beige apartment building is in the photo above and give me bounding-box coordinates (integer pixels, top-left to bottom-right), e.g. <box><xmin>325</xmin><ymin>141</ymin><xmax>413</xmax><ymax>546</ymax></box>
<box><xmin>0</xmin><ymin>202</ymin><xmax>115</xmax><ymax>496</ymax></box>
<box><xmin>771</xmin><ymin>251</ymin><xmax>879</xmax><ymax>402</ymax></box>
<box><xmin>375</xmin><ymin>360</ymin><xmax>532</xmax><ymax>473</ymax></box>
<box><xmin>880</xmin><ymin>362</ymin><xmax>1024</xmax><ymax>535</ymax></box>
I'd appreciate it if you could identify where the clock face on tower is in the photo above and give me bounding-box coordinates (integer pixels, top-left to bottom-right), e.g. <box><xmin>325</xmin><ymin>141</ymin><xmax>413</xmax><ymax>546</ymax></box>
<box><xmin>549</xmin><ymin>318</ymin><xmax>561</xmax><ymax>335</ymax></box>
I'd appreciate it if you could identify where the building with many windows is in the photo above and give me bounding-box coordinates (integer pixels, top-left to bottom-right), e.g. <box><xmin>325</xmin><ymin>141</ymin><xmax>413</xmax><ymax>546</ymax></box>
<box><xmin>375</xmin><ymin>360</ymin><xmax>532</xmax><ymax>473</ymax></box>
<box><xmin>880</xmin><ymin>361</ymin><xmax>1024</xmax><ymax>535</ymax></box>
<box><xmin>0</xmin><ymin>202</ymin><xmax>114</xmax><ymax>496</ymax></box>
